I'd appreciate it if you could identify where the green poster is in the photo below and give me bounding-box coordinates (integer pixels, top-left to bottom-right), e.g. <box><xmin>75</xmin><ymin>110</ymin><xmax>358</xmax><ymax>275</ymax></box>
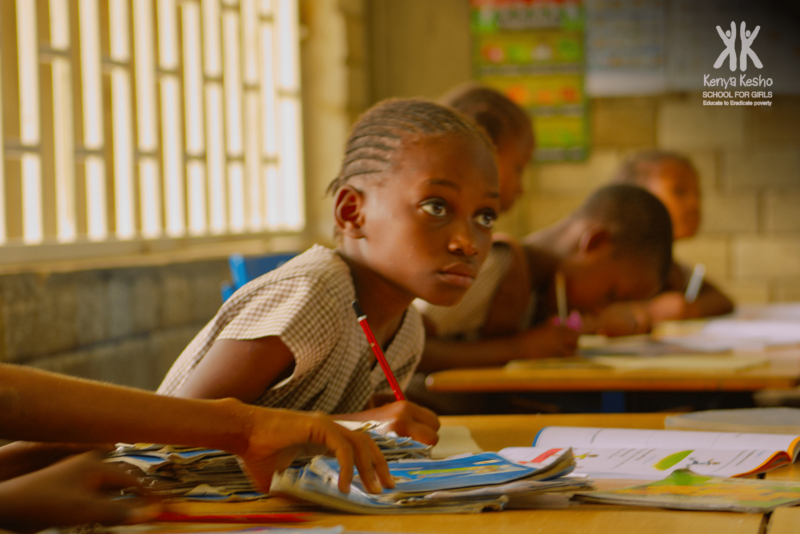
<box><xmin>471</xmin><ymin>0</ymin><xmax>589</xmax><ymax>162</ymax></box>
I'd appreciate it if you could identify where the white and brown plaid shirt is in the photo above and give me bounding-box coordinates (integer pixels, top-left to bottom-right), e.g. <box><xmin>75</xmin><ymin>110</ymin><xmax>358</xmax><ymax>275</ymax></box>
<box><xmin>158</xmin><ymin>245</ymin><xmax>424</xmax><ymax>414</ymax></box>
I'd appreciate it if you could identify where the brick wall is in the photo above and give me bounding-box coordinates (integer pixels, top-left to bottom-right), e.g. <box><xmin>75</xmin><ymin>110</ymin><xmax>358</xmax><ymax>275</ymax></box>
<box><xmin>0</xmin><ymin>260</ymin><xmax>228</xmax><ymax>390</ymax></box>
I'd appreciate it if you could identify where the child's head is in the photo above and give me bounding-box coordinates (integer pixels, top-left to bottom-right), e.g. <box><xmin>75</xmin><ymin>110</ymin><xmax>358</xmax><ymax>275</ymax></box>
<box><xmin>614</xmin><ymin>150</ymin><xmax>701</xmax><ymax>240</ymax></box>
<box><xmin>560</xmin><ymin>184</ymin><xmax>673</xmax><ymax>314</ymax></box>
<box><xmin>329</xmin><ymin>98</ymin><xmax>500</xmax><ymax>307</ymax></box>
<box><xmin>441</xmin><ymin>83</ymin><xmax>534</xmax><ymax>212</ymax></box>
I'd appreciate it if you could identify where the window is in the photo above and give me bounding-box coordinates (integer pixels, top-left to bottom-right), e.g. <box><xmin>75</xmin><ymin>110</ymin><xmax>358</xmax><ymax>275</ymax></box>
<box><xmin>0</xmin><ymin>0</ymin><xmax>304</xmax><ymax>263</ymax></box>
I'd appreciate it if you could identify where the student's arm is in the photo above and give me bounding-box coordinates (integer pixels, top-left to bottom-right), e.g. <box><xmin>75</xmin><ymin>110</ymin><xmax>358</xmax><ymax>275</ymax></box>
<box><xmin>587</xmin><ymin>262</ymin><xmax>735</xmax><ymax>336</ymax></box>
<box><xmin>171</xmin><ymin>337</ymin><xmax>295</xmax><ymax>404</ymax></box>
<box><xmin>688</xmin><ymin>279</ymin><xmax>735</xmax><ymax>317</ymax></box>
<box><xmin>172</xmin><ymin>337</ymin><xmax>441</xmax><ymax>446</ymax></box>
<box><xmin>0</xmin><ymin>363</ymin><xmax>393</xmax><ymax>494</ymax></box>
<box><xmin>418</xmin><ymin>324</ymin><xmax>579</xmax><ymax>373</ymax></box>
<box><xmin>644</xmin><ymin>282</ymin><xmax>734</xmax><ymax>324</ymax></box>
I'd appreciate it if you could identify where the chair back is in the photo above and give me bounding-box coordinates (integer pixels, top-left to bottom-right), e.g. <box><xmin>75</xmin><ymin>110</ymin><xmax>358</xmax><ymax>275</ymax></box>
<box><xmin>221</xmin><ymin>252</ymin><xmax>297</xmax><ymax>301</ymax></box>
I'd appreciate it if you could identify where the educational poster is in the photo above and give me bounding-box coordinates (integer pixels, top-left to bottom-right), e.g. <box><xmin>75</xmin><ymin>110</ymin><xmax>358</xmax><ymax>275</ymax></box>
<box><xmin>471</xmin><ymin>0</ymin><xmax>588</xmax><ymax>162</ymax></box>
<box><xmin>584</xmin><ymin>0</ymin><xmax>667</xmax><ymax>95</ymax></box>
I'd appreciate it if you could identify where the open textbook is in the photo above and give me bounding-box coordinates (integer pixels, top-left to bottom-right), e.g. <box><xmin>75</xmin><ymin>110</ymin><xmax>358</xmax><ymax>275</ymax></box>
<box><xmin>271</xmin><ymin>449</ymin><xmax>591</xmax><ymax>514</ymax></box>
<box><xmin>573</xmin><ymin>469</ymin><xmax>800</xmax><ymax>513</ymax></box>
<box><xmin>498</xmin><ymin>426</ymin><xmax>800</xmax><ymax>480</ymax></box>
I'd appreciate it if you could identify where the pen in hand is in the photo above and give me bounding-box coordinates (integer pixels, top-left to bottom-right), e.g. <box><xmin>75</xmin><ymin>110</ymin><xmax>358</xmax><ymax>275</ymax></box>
<box><xmin>352</xmin><ymin>301</ymin><xmax>406</xmax><ymax>401</ymax></box>
<box><xmin>685</xmin><ymin>263</ymin><xmax>706</xmax><ymax>303</ymax></box>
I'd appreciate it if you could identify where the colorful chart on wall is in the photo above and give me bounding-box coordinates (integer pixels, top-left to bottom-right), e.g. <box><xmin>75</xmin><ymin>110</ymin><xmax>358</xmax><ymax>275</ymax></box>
<box><xmin>470</xmin><ymin>0</ymin><xmax>588</xmax><ymax>162</ymax></box>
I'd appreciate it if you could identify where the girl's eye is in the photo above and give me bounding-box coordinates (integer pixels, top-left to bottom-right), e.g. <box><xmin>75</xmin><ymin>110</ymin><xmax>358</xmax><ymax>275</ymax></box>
<box><xmin>475</xmin><ymin>211</ymin><xmax>497</xmax><ymax>229</ymax></box>
<box><xmin>421</xmin><ymin>200</ymin><xmax>448</xmax><ymax>217</ymax></box>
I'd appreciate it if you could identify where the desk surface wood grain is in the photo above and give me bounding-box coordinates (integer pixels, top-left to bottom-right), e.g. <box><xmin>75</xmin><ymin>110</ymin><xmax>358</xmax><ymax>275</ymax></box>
<box><xmin>426</xmin><ymin>358</ymin><xmax>800</xmax><ymax>393</ymax></box>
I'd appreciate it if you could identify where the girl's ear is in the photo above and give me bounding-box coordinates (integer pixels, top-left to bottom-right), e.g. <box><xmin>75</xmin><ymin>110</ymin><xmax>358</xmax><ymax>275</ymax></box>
<box><xmin>334</xmin><ymin>185</ymin><xmax>366</xmax><ymax>238</ymax></box>
<box><xmin>578</xmin><ymin>226</ymin><xmax>612</xmax><ymax>255</ymax></box>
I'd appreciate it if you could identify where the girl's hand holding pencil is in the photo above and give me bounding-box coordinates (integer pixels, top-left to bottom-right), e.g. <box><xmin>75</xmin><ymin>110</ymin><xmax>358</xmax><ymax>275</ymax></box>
<box><xmin>346</xmin><ymin>401</ymin><xmax>441</xmax><ymax>446</ymax></box>
<box><xmin>349</xmin><ymin>301</ymin><xmax>441</xmax><ymax>446</ymax></box>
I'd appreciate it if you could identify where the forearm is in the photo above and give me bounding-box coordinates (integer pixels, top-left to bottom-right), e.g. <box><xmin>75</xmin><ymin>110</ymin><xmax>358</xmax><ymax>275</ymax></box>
<box><xmin>417</xmin><ymin>337</ymin><xmax>521</xmax><ymax>372</ymax></box>
<box><xmin>0</xmin><ymin>365</ymin><xmax>252</xmax><ymax>455</ymax></box>
<box><xmin>689</xmin><ymin>283</ymin><xmax>735</xmax><ymax>318</ymax></box>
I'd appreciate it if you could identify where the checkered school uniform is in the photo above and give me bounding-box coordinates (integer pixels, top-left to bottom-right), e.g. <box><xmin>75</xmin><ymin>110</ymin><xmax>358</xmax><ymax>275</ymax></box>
<box><xmin>413</xmin><ymin>242</ymin><xmax>515</xmax><ymax>341</ymax></box>
<box><xmin>158</xmin><ymin>245</ymin><xmax>425</xmax><ymax>414</ymax></box>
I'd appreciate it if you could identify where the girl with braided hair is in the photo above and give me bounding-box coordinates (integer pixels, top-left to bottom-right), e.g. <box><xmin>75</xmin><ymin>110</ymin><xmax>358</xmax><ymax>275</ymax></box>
<box><xmin>158</xmin><ymin>98</ymin><xmax>500</xmax><ymax>445</ymax></box>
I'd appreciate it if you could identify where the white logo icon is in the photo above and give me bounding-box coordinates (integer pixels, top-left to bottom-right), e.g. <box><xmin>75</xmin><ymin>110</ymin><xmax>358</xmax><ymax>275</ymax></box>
<box><xmin>714</xmin><ymin>21</ymin><xmax>762</xmax><ymax>72</ymax></box>
<box><xmin>739</xmin><ymin>22</ymin><xmax>762</xmax><ymax>71</ymax></box>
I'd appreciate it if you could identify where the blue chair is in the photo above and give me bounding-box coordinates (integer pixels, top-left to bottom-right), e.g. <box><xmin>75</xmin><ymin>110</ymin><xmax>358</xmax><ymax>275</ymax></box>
<box><xmin>220</xmin><ymin>252</ymin><xmax>297</xmax><ymax>301</ymax></box>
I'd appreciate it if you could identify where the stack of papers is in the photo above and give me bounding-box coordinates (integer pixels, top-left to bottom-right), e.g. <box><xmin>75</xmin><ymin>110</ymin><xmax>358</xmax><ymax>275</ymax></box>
<box><xmin>107</xmin><ymin>424</ymin><xmax>432</xmax><ymax>501</ymax></box>
<box><xmin>271</xmin><ymin>449</ymin><xmax>592</xmax><ymax>514</ymax></box>
<box><xmin>107</xmin><ymin>444</ymin><xmax>263</xmax><ymax>501</ymax></box>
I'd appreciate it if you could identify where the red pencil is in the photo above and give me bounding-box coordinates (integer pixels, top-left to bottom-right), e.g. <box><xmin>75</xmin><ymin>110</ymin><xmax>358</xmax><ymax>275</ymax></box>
<box><xmin>352</xmin><ymin>301</ymin><xmax>406</xmax><ymax>401</ymax></box>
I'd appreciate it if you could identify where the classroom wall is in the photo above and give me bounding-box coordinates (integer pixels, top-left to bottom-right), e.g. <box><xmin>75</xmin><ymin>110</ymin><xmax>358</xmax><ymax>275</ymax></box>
<box><xmin>365</xmin><ymin>0</ymin><xmax>800</xmax><ymax>305</ymax></box>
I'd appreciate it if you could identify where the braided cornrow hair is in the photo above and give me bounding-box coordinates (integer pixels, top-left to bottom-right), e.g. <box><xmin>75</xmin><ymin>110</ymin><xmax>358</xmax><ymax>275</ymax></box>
<box><xmin>440</xmin><ymin>83</ymin><xmax>532</xmax><ymax>147</ymax></box>
<box><xmin>326</xmin><ymin>98</ymin><xmax>495</xmax><ymax>195</ymax></box>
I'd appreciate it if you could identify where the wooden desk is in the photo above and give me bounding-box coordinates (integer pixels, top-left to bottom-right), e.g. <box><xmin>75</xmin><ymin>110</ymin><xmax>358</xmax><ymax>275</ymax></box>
<box><xmin>148</xmin><ymin>414</ymin><xmax>783</xmax><ymax>534</ymax></box>
<box><xmin>767</xmin><ymin>508</ymin><xmax>800</xmax><ymax>534</ymax></box>
<box><xmin>426</xmin><ymin>358</ymin><xmax>800</xmax><ymax>394</ymax></box>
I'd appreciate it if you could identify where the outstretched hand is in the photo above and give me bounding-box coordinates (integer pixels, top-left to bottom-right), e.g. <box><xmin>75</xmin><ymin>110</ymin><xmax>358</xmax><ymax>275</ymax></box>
<box><xmin>0</xmin><ymin>451</ymin><xmax>161</xmax><ymax>534</ymax></box>
<box><xmin>238</xmin><ymin>408</ymin><xmax>395</xmax><ymax>494</ymax></box>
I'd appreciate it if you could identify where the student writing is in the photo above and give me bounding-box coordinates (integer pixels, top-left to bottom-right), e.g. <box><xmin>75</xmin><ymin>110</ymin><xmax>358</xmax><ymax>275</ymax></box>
<box><xmin>594</xmin><ymin>150</ymin><xmax>735</xmax><ymax>335</ymax></box>
<box><xmin>157</xmin><ymin>99</ymin><xmax>501</xmax><ymax>444</ymax></box>
<box><xmin>0</xmin><ymin>363</ymin><xmax>393</xmax><ymax>533</ymax></box>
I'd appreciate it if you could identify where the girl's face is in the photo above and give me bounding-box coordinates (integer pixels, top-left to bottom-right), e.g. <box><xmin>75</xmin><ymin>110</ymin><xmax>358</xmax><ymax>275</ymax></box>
<box><xmin>644</xmin><ymin>161</ymin><xmax>701</xmax><ymax>240</ymax></box>
<box><xmin>358</xmin><ymin>133</ymin><xmax>500</xmax><ymax>306</ymax></box>
<box><xmin>495</xmin><ymin>132</ymin><xmax>534</xmax><ymax>212</ymax></box>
